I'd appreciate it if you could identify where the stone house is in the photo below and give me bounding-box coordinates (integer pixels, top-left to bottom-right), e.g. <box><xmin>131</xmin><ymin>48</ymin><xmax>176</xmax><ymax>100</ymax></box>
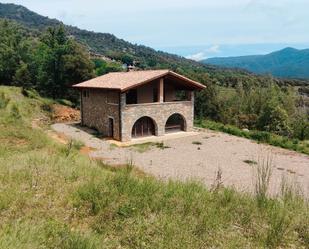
<box><xmin>73</xmin><ymin>70</ymin><xmax>205</xmax><ymax>142</ymax></box>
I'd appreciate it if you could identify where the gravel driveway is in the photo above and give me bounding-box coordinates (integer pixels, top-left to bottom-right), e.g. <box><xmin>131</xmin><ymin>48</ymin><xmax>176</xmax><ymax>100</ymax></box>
<box><xmin>52</xmin><ymin>123</ymin><xmax>309</xmax><ymax>196</ymax></box>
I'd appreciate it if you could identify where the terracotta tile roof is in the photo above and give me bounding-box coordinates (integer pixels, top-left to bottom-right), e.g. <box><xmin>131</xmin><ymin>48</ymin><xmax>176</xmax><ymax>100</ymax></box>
<box><xmin>72</xmin><ymin>69</ymin><xmax>206</xmax><ymax>91</ymax></box>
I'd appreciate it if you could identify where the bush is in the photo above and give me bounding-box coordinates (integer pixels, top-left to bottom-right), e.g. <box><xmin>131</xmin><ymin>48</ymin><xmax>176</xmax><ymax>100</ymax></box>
<box><xmin>21</xmin><ymin>88</ymin><xmax>40</xmax><ymax>99</ymax></box>
<box><xmin>250</xmin><ymin>131</ymin><xmax>271</xmax><ymax>142</ymax></box>
<box><xmin>237</xmin><ymin>114</ymin><xmax>258</xmax><ymax>129</ymax></box>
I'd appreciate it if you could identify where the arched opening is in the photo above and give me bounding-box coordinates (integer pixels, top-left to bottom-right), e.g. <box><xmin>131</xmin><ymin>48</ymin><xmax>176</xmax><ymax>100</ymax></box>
<box><xmin>165</xmin><ymin>113</ymin><xmax>186</xmax><ymax>133</ymax></box>
<box><xmin>131</xmin><ymin>116</ymin><xmax>157</xmax><ymax>138</ymax></box>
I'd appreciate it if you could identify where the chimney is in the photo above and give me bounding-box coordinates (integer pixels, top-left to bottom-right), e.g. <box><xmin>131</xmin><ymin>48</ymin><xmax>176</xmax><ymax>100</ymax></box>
<box><xmin>127</xmin><ymin>65</ymin><xmax>135</xmax><ymax>72</ymax></box>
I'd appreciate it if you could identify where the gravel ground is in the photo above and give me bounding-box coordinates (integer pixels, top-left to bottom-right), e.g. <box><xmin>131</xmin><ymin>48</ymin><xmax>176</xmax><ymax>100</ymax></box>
<box><xmin>52</xmin><ymin>123</ymin><xmax>309</xmax><ymax>196</ymax></box>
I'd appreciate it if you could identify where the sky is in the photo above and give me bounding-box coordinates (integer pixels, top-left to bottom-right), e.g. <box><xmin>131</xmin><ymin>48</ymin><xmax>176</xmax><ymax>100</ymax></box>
<box><xmin>2</xmin><ymin>0</ymin><xmax>309</xmax><ymax>59</ymax></box>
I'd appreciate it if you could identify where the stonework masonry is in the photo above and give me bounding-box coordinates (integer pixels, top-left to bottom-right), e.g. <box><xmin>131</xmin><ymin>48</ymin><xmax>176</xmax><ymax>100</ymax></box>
<box><xmin>120</xmin><ymin>98</ymin><xmax>194</xmax><ymax>142</ymax></box>
<box><xmin>81</xmin><ymin>89</ymin><xmax>121</xmax><ymax>140</ymax></box>
<box><xmin>81</xmin><ymin>88</ymin><xmax>195</xmax><ymax>142</ymax></box>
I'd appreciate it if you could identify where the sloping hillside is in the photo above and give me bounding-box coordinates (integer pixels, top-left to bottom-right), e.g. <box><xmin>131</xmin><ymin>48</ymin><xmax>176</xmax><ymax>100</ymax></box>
<box><xmin>204</xmin><ymin>47</ymin><xmax>309</xmax><ymax>79</ymax></box>
<box><xmin>0</xmin><ymin>86</ymin><xmax>308</xmax><ymax>248</ymax></box>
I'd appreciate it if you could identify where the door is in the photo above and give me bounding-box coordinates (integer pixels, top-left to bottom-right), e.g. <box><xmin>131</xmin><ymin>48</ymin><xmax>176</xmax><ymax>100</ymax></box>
<box><xmin>108</xmin><ymin>118</ymin><xmax>114</xmax><ymax>138</ymax></box>
<box><xmin>132</xmin><ymin>117</ymin><xmax>155</xmax><ymax>138</ymax></box>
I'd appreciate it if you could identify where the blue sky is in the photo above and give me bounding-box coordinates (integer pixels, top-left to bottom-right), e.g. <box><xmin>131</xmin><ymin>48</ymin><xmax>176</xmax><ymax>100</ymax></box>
<box><xmin>2</xmin><ymin>0</ymin><xmax>309</xmax><ymax>59</ymax></box>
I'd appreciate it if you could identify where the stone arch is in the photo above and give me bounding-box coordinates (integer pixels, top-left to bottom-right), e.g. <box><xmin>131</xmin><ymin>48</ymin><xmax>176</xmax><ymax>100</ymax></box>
<box><xmin>131</xmin><ymin>116</ymin><xmax>158</xmax><ymax>138</ymax></box>
<box><xmin>165</xmin><ymin>113</ymin><xmax>187</xmax><ymax>133</ymax></box>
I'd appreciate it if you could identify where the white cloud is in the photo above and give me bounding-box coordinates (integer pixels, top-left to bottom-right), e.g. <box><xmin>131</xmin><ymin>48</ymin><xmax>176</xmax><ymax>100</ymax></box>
<box><xmin>186</xmin><ymin>52</ymin><xmax>207</xmax><ymax>61</ymax></box>
<box><xmin>186</xmin><ymin>45</ymin><xmax>221</xmax><ymax>61</ymax></box>
<box><xmin>207</xmin><ymin>45</ymin><xmax>221</xmax><ymax>53</ymax></box>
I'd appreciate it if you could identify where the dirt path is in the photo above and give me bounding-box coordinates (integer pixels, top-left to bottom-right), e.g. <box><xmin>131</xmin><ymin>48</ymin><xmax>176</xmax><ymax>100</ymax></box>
<box><xmin>51</xmin><ymin>123</ymin><xmax>309</xmax><ymax>196</ymax></box>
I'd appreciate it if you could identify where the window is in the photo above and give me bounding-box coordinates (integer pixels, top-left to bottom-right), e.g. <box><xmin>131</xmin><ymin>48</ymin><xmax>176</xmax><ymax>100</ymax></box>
<box><xmin>126</xmin><ymin>89</ymin><xmax>137</xmax><ymax>104</ymax></box>
<box><xmin>83</xmin><ymin>90</ymin><xmax>90</xmax><ymax>98</ymax></box>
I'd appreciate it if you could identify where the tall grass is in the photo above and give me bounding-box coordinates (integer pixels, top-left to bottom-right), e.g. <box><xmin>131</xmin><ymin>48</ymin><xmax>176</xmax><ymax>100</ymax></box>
<box><xmin>0</xmin><ymin>91</ymin><xmax>10</xmax><ymax>109</ymax></box>
<box><xmin>255</xmin><ymin>155</ymin><xmax>273</xmax><ymax>207</ymax></box>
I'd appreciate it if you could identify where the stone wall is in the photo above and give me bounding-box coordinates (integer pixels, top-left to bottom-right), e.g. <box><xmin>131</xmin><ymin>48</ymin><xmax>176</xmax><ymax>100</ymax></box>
<box><xmin>120</xmin><ymin>100</ymin><xmax>194</xmax><ymax>142</ymax></box>
<box><xmin>81</xmin><ymin>89</ymin><xmax>120</xmax><ymax>140</ymax></box>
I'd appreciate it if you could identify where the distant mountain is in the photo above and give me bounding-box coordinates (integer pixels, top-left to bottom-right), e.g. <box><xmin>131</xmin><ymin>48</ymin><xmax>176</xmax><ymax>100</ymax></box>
<box><xmin>203</xmin><ymin>47</ymin><xmax>309</xmax><ymax>79</ymax></box>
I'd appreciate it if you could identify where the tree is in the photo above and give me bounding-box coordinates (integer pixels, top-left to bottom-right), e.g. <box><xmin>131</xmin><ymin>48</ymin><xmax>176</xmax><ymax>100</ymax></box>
<box><xmin>14</xmin><ymin>62</ymin><xmax>32</xmax><ymax>88</ymax></box>
<box><xmin>258</xmin><ymin>101</ymin><xmax>291</xmax><ymax>136</ymax></box>
<box><xmin>36</xmin><ymin>26</ymin><xmax>94</xmax><ymax>99</ymax></box>
<box><xmin>0</xmin><ymin>20</ymin><xmax>23</xmax><ymax>84</ymax></box>
<box><xmin>291</xmin><ymin>113</ymin><xmax>309</xmax><ymax>140</ymax></box>
<box><xmin>121</xmin><ymin>54</ymin><xmax>134</xmax><ymax>66</ymax></box>
<box><xmin>195</xmin><ymin>83</ymin><xmax>220</xmax><ymax>121</ymax></box>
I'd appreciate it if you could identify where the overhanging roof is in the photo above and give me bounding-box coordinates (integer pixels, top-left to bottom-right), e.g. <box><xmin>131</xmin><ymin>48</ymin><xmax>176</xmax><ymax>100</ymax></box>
<box><xmin>72</xmin><ymin>70</ymin><xmax>206</xmax><ymax>92</ymax></box>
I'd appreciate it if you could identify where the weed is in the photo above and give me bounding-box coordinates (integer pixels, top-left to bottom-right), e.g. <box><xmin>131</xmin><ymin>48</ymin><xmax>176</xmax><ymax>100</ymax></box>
<box><xmin>10</xmin><ymin>104</ymin><xmax>21</xmax><ymax>119</ymax></box>
<box><xmin>0</xmin><ymin>92</ymin><xmax>10</xmax><ymax>109</ymax></box>
<box><xmin>255</xmin><ymin>155</ymin><xmax>273</xmax><ymax>208</ymax></box>
<box><xmin>280</xmin><ymin>175</ymin><xmax>303</xmax><ymax>202</ymax></box>
<box><xmin>211</xmin><ymin>167</ymin><xmax>223</xmax><ymax>192</ymax></box>
<box><xmin>62</xmin><ymin>139</ymin><xmax>84</xmax><ymax>156</ymax></box>
<box><xmin>243</xmin><ymin>159</ymin><xmax>257</xmax><ymax>165</ymax></box>
<box><xmin>192</xmin><ymin>141</ymin><xmax>202</xmax><ymax>145</ymax></box>
<box><xmin>155</xmin><ymin>141</ymin><xmax>170</xmax><ymax>149</ymax></box>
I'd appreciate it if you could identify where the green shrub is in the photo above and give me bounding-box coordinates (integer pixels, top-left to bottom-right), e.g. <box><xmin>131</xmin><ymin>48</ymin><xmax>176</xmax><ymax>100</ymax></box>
<box><xmin>198</xmin><ymin>120</ymin><xmax>309</xmax><ymax>155</ymax></box>
<box><xmin>250</xmin><ymin>131</ymin><xmax>271</xmax><ymax>142</ymax></box>
<box><xmin>21</xmin><ymin>88</ymin><xmax>40</xmax><ymax>99</ymax></box>
<box><xmin>56</xmin><ymin>99</ymin><xmax>74</xmax><ymax>107</ymax></box>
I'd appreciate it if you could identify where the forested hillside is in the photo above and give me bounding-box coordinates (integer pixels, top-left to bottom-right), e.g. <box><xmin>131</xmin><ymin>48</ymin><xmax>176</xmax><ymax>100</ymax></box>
<box><xmin>204</xmin><ymin>47</ymin><xmax>309</xmax><ymax>79</ymax></box>
<box><xmin>0</xmin><ymin>3</ymin><xmax>308</xmax><ymax>141</ymax></box>
<box><xmin>1</xmin><ymin>2</ymin><xmax>308</xmax><ymax>88</ymax></box>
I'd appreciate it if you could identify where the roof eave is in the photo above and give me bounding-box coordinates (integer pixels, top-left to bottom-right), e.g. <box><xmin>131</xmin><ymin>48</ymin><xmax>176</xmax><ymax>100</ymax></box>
<box><xmin>168</xmin><ymin>71</ymin><xmax>206</xmax><ymax>90</ymax></box>
<box><xmin>120</xmin><ymin>71</ymin><xmax>170</xmax><ymax>92</ymax></box>
<box><xmin>72</xmin><ymin>85</ymin><xmax>121</xmax><ymax>91</ymax></box>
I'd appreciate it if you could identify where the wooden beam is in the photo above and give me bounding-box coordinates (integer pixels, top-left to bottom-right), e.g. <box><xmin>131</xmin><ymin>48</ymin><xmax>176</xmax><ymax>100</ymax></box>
<box><xmin>159</xmin><ymin>78</ymin><xmax>164</xmax><ymax>103</ymax></box>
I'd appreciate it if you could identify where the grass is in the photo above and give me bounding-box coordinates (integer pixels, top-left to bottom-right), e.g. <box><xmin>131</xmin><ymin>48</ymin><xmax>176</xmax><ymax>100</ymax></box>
<box><xmin>0</xmin><ymin>86</ymin><xmax>308</xmax><ymax>248</ymax></box>
<box><xmin>196</xmin><ymin>119</ymin><xmax>309</xmax><ymax>155</ymax></box>
<box><xmin>130</xmin><ymin>141</ymin><xmax>170</xmax><ymax>153</ymax></box>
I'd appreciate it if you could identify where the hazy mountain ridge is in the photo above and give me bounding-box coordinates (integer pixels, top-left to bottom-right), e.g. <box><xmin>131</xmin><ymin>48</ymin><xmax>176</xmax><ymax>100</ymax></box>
<box><xmin>203</xmin><ymin>47</ymin><xmax>309</xmax><ymax>79</ymax></box>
